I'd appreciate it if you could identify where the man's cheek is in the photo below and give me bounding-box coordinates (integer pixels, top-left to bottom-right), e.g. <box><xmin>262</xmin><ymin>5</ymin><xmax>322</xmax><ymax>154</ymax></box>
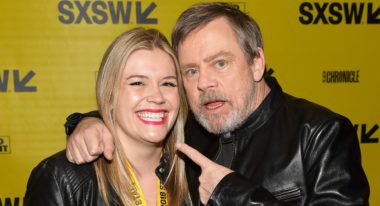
<box><xmin>187</xmin><ymin>96</ymin><xmax>200</xmax><ymax>110</ymax></box>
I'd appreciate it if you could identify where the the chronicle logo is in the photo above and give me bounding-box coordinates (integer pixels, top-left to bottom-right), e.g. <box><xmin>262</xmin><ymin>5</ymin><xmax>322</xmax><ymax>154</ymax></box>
<box><xmin>299</xmin><ymin>2</ymin><xmax>380</xmax><ymax>24</ymax></box>
<box><xmin>58</xmin><ymin>0</ymin><xmax>157</xmax><ymax>24</ymax></box>
<box><xmin>322</xmin><ymin>70</ymin><xmax>359</xmax><ymax>83</ymax></box>
<box><xmin>0</xmin><ymin>70</ymin><xmax>37</xmax><ymax>92</ymax></box>
<box><xmin>0</xmin><ymin>136</ymin><xmax>11</xmax><ymax>154</ymax></box>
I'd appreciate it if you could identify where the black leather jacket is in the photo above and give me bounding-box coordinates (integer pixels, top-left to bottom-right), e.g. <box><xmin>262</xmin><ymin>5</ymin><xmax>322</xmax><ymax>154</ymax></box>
<box><xmin>24</xmin><ymin>150</ymin><xmax>170</xmax><ymax>206</ymax></box>
<box><xmin>24</xmin><ymin>150</ymin><xmax>107</xmax><ymax>205</ymax></box>
<box><xmin>60</xmin><ymin>76</ymin><xmax>369</xmax><ymax>206</ymax></box>
<box><xmin>184</xmin><ymin>76</ymin><xmax>370</xmax><ymax>205</ymax></box>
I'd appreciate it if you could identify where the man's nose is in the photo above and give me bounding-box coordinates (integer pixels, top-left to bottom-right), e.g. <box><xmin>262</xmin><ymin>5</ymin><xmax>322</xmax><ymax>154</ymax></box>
<box><xmin>197</xmin><ymin>70</ymin><xmax>217</xmax><ymax>91</ymax></box>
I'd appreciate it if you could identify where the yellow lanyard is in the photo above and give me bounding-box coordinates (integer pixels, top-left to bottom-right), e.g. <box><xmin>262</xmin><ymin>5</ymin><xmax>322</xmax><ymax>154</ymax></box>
<box><xmin>126</xmin><ymin>161</ymin><xmax>168</xmax><ymax>206</ymax></box>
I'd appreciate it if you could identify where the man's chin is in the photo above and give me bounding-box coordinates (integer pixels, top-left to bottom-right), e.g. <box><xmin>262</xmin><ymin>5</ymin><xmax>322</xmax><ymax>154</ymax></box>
<box><xmin>196</xmin><ymin>112</ymin><xmax>244</xmax><ymax>135</ymax></box>
<box><xmin>197</xmin><ymin>118</ymin><xmax>229</xmax><ymax>135</ymax></box>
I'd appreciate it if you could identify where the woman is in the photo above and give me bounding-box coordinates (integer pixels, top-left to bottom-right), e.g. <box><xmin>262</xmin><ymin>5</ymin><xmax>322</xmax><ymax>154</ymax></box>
<box><xmin>24</xmin><ymin>28</ymin><xmax>191</xmax><ymax>206</ymax></box>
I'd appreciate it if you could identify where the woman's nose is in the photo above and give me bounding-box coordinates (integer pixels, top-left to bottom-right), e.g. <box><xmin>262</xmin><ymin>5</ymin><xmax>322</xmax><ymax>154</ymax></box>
<box><xmin>146</xmin><ymin>86</ymin><xmax>165</xmax><ymax>104</ymax></box>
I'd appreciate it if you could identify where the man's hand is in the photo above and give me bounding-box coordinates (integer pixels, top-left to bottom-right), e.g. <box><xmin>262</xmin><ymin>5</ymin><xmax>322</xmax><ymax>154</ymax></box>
<box><xmin>176</xmin><ymin>143</ymin><xmax>233</xmax><ymax>204</ymax></box>
<box><xmin>66</xmin><ymin>117</ymin><xmax>114</xmax><ymax>164</ymax></box>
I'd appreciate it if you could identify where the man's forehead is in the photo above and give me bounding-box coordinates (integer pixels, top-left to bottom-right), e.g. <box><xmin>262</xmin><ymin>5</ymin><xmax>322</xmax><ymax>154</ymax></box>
<box><xmin>177</xmin><ymin>17</ymin><xmax>234</xmax><ymax>48</ymax></box>
<box><xmin>178</xmin><ymin>22</ymin><xmax>239</xmax><ymax>66</ymax></box>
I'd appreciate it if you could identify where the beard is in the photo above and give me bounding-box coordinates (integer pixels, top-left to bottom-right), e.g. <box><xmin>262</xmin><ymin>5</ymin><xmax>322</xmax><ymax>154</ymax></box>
<box><xmin>191</xmin><ymin>82</ymin><xmax>256</xmax><ymax>135</ymax></box>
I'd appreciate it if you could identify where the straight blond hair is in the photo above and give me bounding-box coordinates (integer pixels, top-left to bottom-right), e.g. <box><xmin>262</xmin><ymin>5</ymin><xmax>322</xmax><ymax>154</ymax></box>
<box><xmin>94</xmin><ymin>28</ymin><xmax>190</xmax><ymax>206</ymax></box>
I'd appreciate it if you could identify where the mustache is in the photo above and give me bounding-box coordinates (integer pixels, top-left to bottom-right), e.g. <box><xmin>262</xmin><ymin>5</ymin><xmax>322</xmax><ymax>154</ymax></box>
<box><xmin>199</xmin><ymin>90</ymin><xmax>230</xmax><ymax>105</ymax></box>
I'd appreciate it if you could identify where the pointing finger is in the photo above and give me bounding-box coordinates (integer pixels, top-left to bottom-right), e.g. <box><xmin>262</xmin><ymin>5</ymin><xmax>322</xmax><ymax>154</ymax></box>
<box><xmin>176</xmin><ymin>143</ymin><xmax>213</xmax><ymax>169</ymax></box>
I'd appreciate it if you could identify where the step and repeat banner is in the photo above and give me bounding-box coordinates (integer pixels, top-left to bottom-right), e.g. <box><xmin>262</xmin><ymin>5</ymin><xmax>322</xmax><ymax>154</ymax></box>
<box><xmin>0</xmin><ymin>0</ymin><xmax>379</xmax><ymax>205</ymax></box>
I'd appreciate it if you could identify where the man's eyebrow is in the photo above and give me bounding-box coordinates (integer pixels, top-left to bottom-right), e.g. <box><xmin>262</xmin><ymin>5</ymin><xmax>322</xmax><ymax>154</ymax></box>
<box><xmin>180</xmin><ymin>51</ymin><xmax>233</xmax><ymax>70</ymax></box>
<box><xmin>180</xmin><ymin>63</ymin><xmax>198</xmax><ymax>70</ymax></box>
<box><xmin>203</xmin><ymin>51</ymin><xmax>233</xmax><ymax>62</ymax></box>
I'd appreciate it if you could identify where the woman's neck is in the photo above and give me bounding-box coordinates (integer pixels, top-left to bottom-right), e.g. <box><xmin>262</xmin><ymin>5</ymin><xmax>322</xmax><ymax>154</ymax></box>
<box><xmin>128</xmin><ymin>146</ymin><xmax>162</xmax><ymax>178</ymax></box>
<box><xmin>117</xmin><ymin>133</ymin><xmax>163</xmax><ymax>178</ymax></box>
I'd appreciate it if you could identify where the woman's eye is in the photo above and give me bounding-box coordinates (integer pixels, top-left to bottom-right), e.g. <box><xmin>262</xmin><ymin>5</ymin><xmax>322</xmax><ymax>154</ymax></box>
<box><xmin>162</xmin><ymin>82</ymin><xmax>177</xmax><ymax>87</ymax></box>
<box><xmin>129</xmin><ymin>81</ymin><xmax>143</xmax><ymax>86</ymax></box>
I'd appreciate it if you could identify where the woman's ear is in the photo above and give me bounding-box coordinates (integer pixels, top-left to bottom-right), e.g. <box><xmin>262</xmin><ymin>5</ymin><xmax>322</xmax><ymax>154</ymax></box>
<box><xmin>250</xmin><ymin>48</ymin><xmax>266</xmax><ymax>82</ymax></box>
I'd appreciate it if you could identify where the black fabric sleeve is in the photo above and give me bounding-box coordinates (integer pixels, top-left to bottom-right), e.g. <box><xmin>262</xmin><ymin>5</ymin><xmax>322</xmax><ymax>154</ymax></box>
<box><xmin>64</xmin><ymin>111</ymin><xmax>102</xmax><ymax>136</ymax></box>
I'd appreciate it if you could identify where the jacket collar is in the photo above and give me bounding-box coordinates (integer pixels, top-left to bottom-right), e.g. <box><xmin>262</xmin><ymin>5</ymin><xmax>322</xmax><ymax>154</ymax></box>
<box><xmin>226</xmin><ymin>76</ymin><xmax>285</xmax><ymax>138</ymax></box>
<box><xmin>105</xmin><ymin>149</ymin><xmax>170</xmax><ymax>205</ymax></box>
<box><xmin>155</xmin><ymin>146</ymin><xmax>170</xmax><ymax>183</ymax></box>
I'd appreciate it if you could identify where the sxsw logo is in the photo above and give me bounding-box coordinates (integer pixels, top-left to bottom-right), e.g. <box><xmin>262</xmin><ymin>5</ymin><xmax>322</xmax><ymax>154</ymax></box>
<box><xmin>299</xmin><ymin>2</ymin><xmax>380</xmax><ymax>24</ymax></box>
<box><xmin>0</xmin><ymin>136</ymin><xmax>11</xmax><ymax>154</ymax></box>
<box><xmin>58</xmin><ymin>0</ymin><xmax>158</xmax><ymax>24</ymax></box>
<box><xmin>0</xmin><ymin>197</ymin><xmax>20</xmax><ymax>206</ymax></box>
<box><xmin>0</xmin><ymin>70</ymin><xmax>37</xmax><ymax>92</ymax></box>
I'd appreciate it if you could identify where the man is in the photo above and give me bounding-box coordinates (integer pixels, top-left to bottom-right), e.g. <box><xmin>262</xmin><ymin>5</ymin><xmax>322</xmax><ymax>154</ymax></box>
<box><xmin>65</xmin><ymin>2</ymin><xmax>369</xmax><ymax>205</ymax></box>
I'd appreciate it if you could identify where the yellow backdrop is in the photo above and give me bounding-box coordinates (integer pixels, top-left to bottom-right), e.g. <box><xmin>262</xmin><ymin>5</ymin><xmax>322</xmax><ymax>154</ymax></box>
<box><xmin>0</xmin><ymin>0</ymin><xmax>378</xmax><ymax>205</ymax></box>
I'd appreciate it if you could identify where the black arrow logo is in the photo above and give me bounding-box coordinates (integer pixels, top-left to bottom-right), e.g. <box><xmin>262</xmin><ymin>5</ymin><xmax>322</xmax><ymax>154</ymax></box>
<box><xmin>359</xmin><ymin>124</ymin><xmax>379</xmax><ymax>143</ymax></box>
<box><xmin>367</xmin><ymin>3</ymin><xmax>380</xmax><ymax>24</ymax></box>
<box><xmin>136</xmin><ymin>2</ymin><xmax>157</xmax><ymax>24</ymax></box>
<box><xmin>13</xmin><ymin>70</ymin><xmax>37</xmax><ymax>92</ymax></box>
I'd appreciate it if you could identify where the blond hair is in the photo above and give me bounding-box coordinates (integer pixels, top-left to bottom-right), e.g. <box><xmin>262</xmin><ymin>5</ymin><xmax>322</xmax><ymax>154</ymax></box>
<box><xmin>94</xmin><ymin>27</ymin><xmax>189</xmax><ymax>206</ymax></box>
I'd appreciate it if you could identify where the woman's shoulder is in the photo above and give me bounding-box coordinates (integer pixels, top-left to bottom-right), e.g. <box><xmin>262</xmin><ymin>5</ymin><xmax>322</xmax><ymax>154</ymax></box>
<box><xmin>25</xmin><ymin>150</ymin><xmax>104</xmax><ymax>205</ymax></box>
<box><xmin>28</xmin><ymin>150</ymin><xmax>97</xmax><ymax>192</ymax></box>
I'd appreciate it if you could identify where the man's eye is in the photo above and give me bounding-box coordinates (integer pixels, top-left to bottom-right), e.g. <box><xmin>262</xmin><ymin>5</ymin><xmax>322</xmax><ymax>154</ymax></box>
<box><xmin>162</xmin><ymin>82</ymin><xmax>177</xmax><ymax>87</ymax></box>
<box><xmin>215</xmin><ymin>60</ymin><xmax>227</xmax><ymax>69</ymax></box>
<box><xmin>184</xmin><ymin>68</ymin><xmax>198</xmax><ymax>76</ymax></box>
<box><xmin>129</xmin><ymin>81</ymin><xmax>143</xmax><ymax>86</ymax></box>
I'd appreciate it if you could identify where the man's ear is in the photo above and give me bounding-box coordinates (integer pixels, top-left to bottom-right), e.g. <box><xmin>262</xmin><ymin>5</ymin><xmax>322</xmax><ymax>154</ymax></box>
<box><xmin>250</xmin><ymin>48</ymin><xmax>265</xmax><ymax>82</ymax></box>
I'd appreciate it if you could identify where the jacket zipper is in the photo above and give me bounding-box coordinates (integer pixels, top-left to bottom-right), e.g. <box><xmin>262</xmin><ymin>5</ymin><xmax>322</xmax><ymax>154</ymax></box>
<box><xmin>213</xmin><ymin>133</ymin><xmax>236</xmax><ymax>168</ymax></box>
<box><xmin>273</xmin><ymin>187</ymin><xmax>302</xmax><ymax>201</ymax></box>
